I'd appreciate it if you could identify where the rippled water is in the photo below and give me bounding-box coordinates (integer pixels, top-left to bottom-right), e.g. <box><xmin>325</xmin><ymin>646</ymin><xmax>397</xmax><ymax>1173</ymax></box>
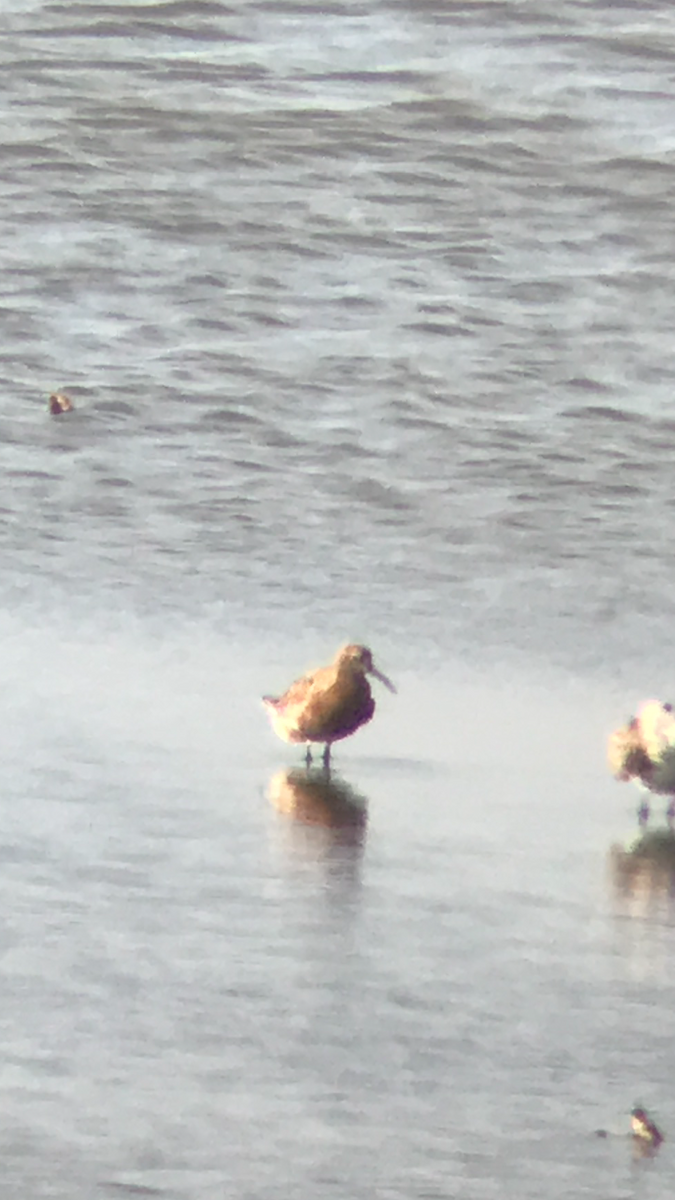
<box><xmin>2</xmin><ymin>1</ymin><xmax>675</xmax><ymax>1196</ymax></box>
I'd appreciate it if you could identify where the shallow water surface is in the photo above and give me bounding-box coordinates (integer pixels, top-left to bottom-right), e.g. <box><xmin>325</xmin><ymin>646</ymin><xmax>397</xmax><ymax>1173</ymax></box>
<box><xmin>2</xmin><ymin>626</ymin><xmax>674</xmax><ymax>1197</ymax></box>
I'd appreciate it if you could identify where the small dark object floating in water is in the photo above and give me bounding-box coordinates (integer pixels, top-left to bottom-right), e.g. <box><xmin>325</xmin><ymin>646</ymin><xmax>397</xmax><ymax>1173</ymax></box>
<box><xmin>263</xmin><ymin>643</ymin><xmax>396</xmax><ymax>769</ymax></box>
<box><xmin>49</xmin><ymin>392</ymin><xmax>74</xmax><ymax>415</ymax></box>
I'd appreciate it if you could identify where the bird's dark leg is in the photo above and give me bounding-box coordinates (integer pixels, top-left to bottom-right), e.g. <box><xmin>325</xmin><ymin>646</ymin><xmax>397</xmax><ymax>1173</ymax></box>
<box><xmin>322</xmin><ymin>743</ymin><xmax>331</xmax><ymax>772</ymax></box>
<box><xmin>667</xmin><ymin>797</ymin><xmax>675</xmax><ymax>825</ymax></box>
<box><xmin>305</xmin><ymin>746</ymin><xmax>313</xmax><ymax>768</ymax></box>
<box><xmin>638</xmin><ymin>799</ymin><xmax>650</xmax><ymax>826</ymax></box>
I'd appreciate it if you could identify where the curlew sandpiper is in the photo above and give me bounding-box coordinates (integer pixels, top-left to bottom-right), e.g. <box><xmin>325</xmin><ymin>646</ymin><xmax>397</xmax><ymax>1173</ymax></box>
<box><xmin>263</xmin><ymin>643</ymin><xmax>395</xmax><ymax>768</ymax></box>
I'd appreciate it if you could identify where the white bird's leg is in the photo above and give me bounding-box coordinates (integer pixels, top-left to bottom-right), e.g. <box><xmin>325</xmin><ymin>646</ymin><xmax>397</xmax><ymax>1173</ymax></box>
<box><xmin>667</xmin><ymin>797</ymin><xmax>675</xmax><ymax>825</ymax></box>
<box><xmin>305</xmin><ymin>746</ymin><xmax>313</xmax><ymax>768</ymax></box>
<box><xmin>322</xmin><ymin>744</ymin><xmax>331</xmax><ymax>771</ymax></box>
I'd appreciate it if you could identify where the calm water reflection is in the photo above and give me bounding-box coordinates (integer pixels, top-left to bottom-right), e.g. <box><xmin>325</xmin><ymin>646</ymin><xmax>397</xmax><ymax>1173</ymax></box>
<box><xmin>609</xmin><ymin>828</ymin><xmax>675</xmax><ymax>916</ymax></box>
<box><xmin>269</xmin><ymin>766</ymin><xmax>368</xmax><ymax>832</ymax></box>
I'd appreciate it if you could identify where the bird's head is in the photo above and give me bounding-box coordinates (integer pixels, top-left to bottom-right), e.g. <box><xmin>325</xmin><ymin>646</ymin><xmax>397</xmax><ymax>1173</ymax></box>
<box><xmin>337</xmin><ymin>644</ymin><xmax>396</xmax><ymax>693</ymax></box>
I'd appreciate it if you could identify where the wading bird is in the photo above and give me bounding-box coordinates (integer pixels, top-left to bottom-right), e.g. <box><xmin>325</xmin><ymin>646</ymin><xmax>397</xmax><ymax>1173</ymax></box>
<box><xmin>608</xmin><ymin>700</ymin><xmax>675</xmax><ymax>823</ymax></box>
<box><xmin>631</xmin><ymin>1106</ymin><xmax>664</xmax><ymax>1148</ymax></box>
<box><xmin>263</xmin><ymin>643</ymin><xmax>396</xmax><ymax>768</ymax></box>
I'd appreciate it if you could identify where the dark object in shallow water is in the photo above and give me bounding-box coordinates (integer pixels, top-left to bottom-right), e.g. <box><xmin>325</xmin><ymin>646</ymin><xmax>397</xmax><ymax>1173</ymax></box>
<box><xmin>631</xmin><ymin>1106</ymin><xmax>664</xmax><ymax>1147</ymax></box>
<box><xmin>49</xmin><ymin>392</ymin><xmax>74</xmax><ymax>415</ymax></box>
<box><xmin>262</xmin><ymin>643</ymin><xmax>396</xmax><ymax>768</ymax></box>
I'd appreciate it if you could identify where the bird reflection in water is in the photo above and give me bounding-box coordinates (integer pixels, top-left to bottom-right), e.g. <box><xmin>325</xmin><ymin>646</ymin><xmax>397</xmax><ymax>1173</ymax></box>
<box><xmin>608</xmin><ymin>827</ymin><xmax>675</xmax><ymax>914</ymax></box>
<box><xmin>268</xmin><ymin>767</ymin><xmax>368</xmax><ymax>851</ymax></box>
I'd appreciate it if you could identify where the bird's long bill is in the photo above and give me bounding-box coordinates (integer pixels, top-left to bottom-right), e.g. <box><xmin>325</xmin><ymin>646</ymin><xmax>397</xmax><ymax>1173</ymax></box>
<box><xmin>370</xmin><ymin>664</ymin><xmax>397</xmax><ymax>693</ymax></box>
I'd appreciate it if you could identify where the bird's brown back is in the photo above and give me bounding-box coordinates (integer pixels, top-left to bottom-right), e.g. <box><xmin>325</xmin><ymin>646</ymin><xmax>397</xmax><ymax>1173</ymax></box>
<box><xmin>608</xmin><ymin>725</ymin><xmax>653</xmax><ymax>781</ymax></box>
<box><xmin>276</xmin><ymin>660</ymin><xmax>374</xmax><ymax>742</ymax></box>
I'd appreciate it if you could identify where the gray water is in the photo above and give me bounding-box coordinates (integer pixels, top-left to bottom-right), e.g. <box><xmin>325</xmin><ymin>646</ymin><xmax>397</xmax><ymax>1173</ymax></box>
<box><xmin>2</xmin><ymin>1</ymin><xmax>675</xmax><ymax>1195</ymax></box>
